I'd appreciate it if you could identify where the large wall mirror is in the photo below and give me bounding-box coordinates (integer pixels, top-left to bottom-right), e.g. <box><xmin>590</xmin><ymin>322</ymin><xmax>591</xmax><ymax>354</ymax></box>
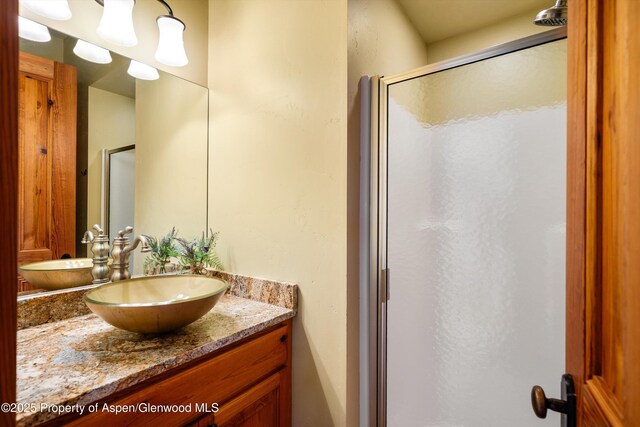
<box><xmin>18</xmin><ymin>26</ymin><xmax>209</xmax><ymax>295</ymax></box>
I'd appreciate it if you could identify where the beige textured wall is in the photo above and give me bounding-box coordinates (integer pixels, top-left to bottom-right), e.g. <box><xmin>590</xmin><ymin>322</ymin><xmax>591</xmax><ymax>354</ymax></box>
<box><xmin>19</xmin><ymin>34</ymin><xmax>64</xmax><ymax>62</ymax></box>
<box><xmin>133</xmin><ymin>72</ymin><xmax>209</xmax><ymax>274</ymax></box>
<box><xmin>347</xmin><ymin>0</ymin><xmax>429</xmax><ymax>171</ymax></box>
<box><xmin>19</xmin><ymin>0</ymin><xmax>208</xmax><ymax>86</ymax></box>
<box><xmin>347</xmin><ymin>0</ymin><xmax>428</xmax><ymax>423</ymax></box>
<box><xmin>207</xmin><ymin>0</ymin><xmax>349</xmax><ymax>425</ymax></box>
<box><xmin>349</xmin><ymin>0</ymin><xmax>428</xmax><ymax>81</ymax></box>
<box><xmin>87</xmin><ymin>87</ymin><xmax>135</xmax><ymax>236</ymax></box>
<box><xmin>426</xmin><ymin>8</ymin><xmax>549</xmax><ymax>64</ymax></box>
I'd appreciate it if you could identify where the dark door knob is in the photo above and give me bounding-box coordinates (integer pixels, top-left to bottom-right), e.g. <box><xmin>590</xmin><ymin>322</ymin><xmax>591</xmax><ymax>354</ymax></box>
<box><xmin>531</xmin><ymin>374</ymin><xmax>576</xmax><ymax>427</ymax></box>
<box><xmin>531</xmin><ymin>385</ymin><xmax>567</xmax><ymax>418</ymax></box>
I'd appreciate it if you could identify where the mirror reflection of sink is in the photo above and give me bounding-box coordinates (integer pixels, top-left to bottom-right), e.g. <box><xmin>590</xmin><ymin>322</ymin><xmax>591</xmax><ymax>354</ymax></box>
<box><xmin>18</xmin><ymin>258</ymin><xmax>93</xmax><ymax>291</ymax></box>
<box><xmin>84</xmin><ymin>275</ymin><xmax>229</xmax><ymax>334</ymax></box>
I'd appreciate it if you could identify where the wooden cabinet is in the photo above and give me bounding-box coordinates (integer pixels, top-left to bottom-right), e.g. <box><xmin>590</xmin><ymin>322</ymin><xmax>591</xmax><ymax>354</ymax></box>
<box><xmin>197</xmin><ymin>372</ymin><xmax>285</xmax><ymax>427</ymax></box>
<box><xmin>57</xmin><ymin>321</ymin><xmax>292</xmax><ymax>427</ymax></box>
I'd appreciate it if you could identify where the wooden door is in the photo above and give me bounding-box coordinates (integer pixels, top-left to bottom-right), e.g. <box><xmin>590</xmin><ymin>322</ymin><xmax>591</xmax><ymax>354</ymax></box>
<box><xmin>567</xmin><ymin>0</ymin><xmax>640</xmax><ymax>425</ymax></box>
<box><xmin>17</xmin><ymin>52</ymin><xmax>76</xmax><ymax>291</ymax></box>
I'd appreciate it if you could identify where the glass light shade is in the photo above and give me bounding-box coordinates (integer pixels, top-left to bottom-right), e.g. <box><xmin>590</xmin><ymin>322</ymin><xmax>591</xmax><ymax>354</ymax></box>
<box><xmin>127</xmin><ymin>60</ymin><xmax>159</xmax><ymax>80</ymax></box>
<box><xmin>18</xmin><ymin>16</ymin><xmax>51</xmax><ymax>42</ymax></box>
<box><xmin>97</xmin><ymin>0</ymin><xmax>137</xmax><ymax>47</ymax></box>
<box><xmin>73</xmin><ymin>39</ymin><xmax>112</xmax><ymax>64</ymax></box>
<box><xmin>155</xmin><ymin>16</ymin><xmax>188</xmax><ymax>67</ymax></box>
<box><xmin>21</xmin><ymin>0</ymin><xmax>72</xmax><ymax>20</ymax></box>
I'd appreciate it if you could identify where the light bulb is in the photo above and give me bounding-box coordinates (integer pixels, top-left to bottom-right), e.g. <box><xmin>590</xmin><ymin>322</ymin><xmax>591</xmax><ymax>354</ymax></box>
<box><xmin>97</xmin><ymin>0</ymin><xmax>137</xmax><ymax>47</ymax></box>
<box><xmin>18</xmin><ymin>16</ymin><xmax>51</xmax><ymax>42</ymax></box>
<box><xmin>73</xmin><ymin>39</ymin><xmax>112</xmax><ymax>64</ymax></box>
<box><xmin>155</xmin><ymin>15</ymin><xmax>188</xmax><ymax>67</ymax></box>
<box><xmin>127</xmin><ymin>60</ymin><xmax>159</xmax><ymax>80</ymax></box>
<box><xmin>21</xmin><ymin>0</ymin><xmax>72</xmax><ymax>21</ymax></box>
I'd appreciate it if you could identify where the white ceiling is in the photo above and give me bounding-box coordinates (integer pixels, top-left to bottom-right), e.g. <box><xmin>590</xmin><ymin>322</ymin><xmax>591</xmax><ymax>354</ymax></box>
<box><xmin>395</xmin><ymin>0</ymin><xmax>552</xmax><ymax>44</ymax></box>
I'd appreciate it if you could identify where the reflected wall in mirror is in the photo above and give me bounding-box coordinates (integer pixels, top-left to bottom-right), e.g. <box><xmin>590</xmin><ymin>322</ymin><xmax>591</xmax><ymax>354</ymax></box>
<box><xmin>18</xmin><ymin>28</ymin><xmax>209</xmax><ymax>295</ymax></box>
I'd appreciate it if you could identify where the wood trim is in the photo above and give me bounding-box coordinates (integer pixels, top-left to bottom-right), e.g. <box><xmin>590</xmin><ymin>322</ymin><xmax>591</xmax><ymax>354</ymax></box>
<box><xmin>583</xmin><ymin>0</ymin><xmax>603</xmax><ymax>387</ymax></box>
<box><xmin>279</xmin><ymin>320</ymin><xmax>292</xmax><ymax>426</ymax></box>
<box><xmin>18</xmin><ymin>51</ymin><xmax>54</xmax><ymax>80</ymax></box>
<box><xmin>0</xmin><ymin>1</ymin><xmax>18</xmax><ymax>426</ymax></box>
<box><xmin>566</xmin><ymin>0</ymin><xmax>589</xmax><ymax>417</ymax></box>
<box><xmin>600</xmin><ymin>0</ymin><xmax>625</xmax><ymax>412</ymax></box>
<box><xmin>51</xmin><ymin>61</ymin><xmax>77</xmax><ymax>259</ymax></box>
<box><xmin>583</xmin><ymin>377</ymin><xmax>623</xmax><ymax>426</ymax></box>
<box><xmin>612</xmin><ymin>0</ymin><xmax>640</xmax><ymax>424</ymax></box>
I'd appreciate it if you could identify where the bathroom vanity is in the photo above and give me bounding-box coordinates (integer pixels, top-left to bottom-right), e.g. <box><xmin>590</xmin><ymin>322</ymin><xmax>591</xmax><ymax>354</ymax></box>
<box><xmin>16</xmin><ymin>272</ymin><xmax>297</xmax><ymax>427</ymax></box>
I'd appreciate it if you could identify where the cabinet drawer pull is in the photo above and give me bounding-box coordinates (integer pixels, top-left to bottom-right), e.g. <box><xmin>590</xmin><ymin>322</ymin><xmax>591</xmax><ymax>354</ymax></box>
<box><xmin>280</xmin><ymin>334</ymin><xmax>287</xmax><ymax>342</ymax></box>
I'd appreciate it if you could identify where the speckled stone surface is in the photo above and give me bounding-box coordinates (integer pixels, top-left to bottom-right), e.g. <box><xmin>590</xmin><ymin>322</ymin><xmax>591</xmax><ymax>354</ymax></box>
<box><xmin>18</xmin><ymin>272</ymin><xmax>298</xmax><ymax>329</ymax></box>
<box><xmin>206</xmin><ymin>269</ymin><xmax>298</xmax><ymax>312</ymax></box>
<box><xmin>16</xmin><ymin>295</ymin><xmax>294</xmax><ymax>426</ymax></box>
<box><xmin>17</xmin><ymin>285</ymin><xmax>97</xmax><ymax>330</ymax></box>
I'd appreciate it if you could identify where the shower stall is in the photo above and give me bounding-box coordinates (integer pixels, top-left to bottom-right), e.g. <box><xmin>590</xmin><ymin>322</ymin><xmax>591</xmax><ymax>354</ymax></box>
<box><xmin>363</xmin><ymin>28</ymin><xmax>568</xmax><ymax>426</ymax></box>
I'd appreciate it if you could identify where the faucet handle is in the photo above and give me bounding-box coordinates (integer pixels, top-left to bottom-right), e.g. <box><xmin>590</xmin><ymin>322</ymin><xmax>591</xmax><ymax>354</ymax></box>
<box><xmin>117</xmin><ymin>226</ymin><xmax>134</xmax><ymax>237</ymax></box>
<box><xmin>92</xmin><ymin>224</ymin><xmax>105</xmax><ymax>236</ymax></box>
<box><xmin>81</xmin><ymin>230</ymin><xmax>94</xmax><ymax>244</ymax></box>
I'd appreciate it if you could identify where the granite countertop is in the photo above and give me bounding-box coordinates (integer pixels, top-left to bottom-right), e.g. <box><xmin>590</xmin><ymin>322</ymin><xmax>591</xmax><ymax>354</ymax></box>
<box><xmin>16</xmin><ymin>295</ymin><xmax>295</xmax><ymax>426</ymax></box>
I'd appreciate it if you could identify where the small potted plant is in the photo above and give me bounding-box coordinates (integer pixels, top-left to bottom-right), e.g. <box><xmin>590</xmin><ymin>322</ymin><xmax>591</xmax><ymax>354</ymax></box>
<box><xmin>176</xmin><ymin>230</ymin><xmax>224</xmax><ymax>275</ymax></box>
<box><xmin>143</xmin><ymin>227</ymin><xmax>179</xmax><ymax>275</ymax></box>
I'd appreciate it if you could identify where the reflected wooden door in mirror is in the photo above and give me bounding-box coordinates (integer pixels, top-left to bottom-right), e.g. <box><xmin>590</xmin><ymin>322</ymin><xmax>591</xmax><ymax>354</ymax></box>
<box><xmin>18</xmin><ymin>51</ymin><xmax>77</xmax><ymax>292</ymax></box>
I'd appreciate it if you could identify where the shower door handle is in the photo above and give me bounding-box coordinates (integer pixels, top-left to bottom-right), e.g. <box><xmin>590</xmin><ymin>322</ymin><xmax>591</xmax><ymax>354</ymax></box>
<box><xmin>531</xmin><ymin>374</ymin><xmax>576</xmax><ymax>427</ymax></box>
<box><xmin>381</xmin><ymin>268</ymin><xmax>390</xmax><ymax>301</ymax></box>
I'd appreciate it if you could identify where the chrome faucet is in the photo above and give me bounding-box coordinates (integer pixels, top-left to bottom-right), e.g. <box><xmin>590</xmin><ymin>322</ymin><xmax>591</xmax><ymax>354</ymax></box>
<box><xmin>110</xmin><ymin>226</ymin><xmax>151</xmax><ymax>282</ymax></box>
<box><xmin>81</xmin><ymin>224</ymin><xmax>110</xmax><ymax>284</ymax></box>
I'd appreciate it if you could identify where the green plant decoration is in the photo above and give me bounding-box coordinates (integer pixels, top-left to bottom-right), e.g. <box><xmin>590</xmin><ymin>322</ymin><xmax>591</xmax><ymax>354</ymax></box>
<box><xmin>143</xmin><ymin>227</ymin><xmax>179</xmax><ymax>275</ymax></box>
<box><xmin>175</xmin><ymin>230</ymin><xmax>224</xmax><ymax>275</ymax></box>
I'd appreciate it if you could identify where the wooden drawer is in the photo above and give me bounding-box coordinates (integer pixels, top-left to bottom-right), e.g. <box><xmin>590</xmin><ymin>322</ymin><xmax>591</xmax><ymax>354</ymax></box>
<box><xmin>213</xmin><ymin>372</ymin><xmax>283</xmax><ymax>427</ymax></box>
<box><xmin>65</xmin><ymin>324</ymin><xmax>289</xmax><ymax>426</ymax></box>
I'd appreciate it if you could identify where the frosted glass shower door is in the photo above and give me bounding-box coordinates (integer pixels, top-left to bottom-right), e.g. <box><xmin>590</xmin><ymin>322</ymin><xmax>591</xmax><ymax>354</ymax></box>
<box><xmin>385</xmin><ymin>39</ymin><xmax>566</xmax><ymax>426</ymax></box>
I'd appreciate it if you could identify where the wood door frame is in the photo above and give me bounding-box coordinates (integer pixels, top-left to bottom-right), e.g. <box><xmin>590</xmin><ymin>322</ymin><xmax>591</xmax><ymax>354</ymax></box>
<box><xmin>0</xmin><ymin>1</ymin><xmax>18</xmax><ymax>426</ymax></box>
<box><xmin>565</xmin><ymin>0</ymin><xmax>590</xmax><ymax>416</ymax></box>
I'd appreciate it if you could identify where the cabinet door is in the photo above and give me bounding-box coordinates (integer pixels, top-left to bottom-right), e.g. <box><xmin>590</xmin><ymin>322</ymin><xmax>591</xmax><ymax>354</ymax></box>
<box><xmin>212</xmin><ymin>373</ymin><xmax>282</xmax><ymax>427</ymax></box>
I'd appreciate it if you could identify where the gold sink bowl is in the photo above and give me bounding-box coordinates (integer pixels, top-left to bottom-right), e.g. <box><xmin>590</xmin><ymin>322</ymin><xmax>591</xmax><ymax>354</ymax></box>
<box><xmin>84</xmin><ymin>275</ymin><xmax>228</xmax><ymax>334</ymax></box>
<box><xmin>19</xmin><ymin>258</ymin><xmax>94</xmax><ymax>291</ymax></box>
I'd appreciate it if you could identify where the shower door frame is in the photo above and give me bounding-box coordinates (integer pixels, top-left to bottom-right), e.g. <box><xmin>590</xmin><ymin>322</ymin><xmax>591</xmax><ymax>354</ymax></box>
<box><xmin>368</xmin><ymin>27</ymin><xmax>567</xmax><ymax>427</ymax></box>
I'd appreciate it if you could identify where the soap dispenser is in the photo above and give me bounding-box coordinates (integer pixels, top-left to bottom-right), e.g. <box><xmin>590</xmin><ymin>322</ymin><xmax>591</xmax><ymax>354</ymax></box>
<box><xmin>81</xmin><ymin>224</ymin><xmax>110</xmax><ymax>284</ymax></box>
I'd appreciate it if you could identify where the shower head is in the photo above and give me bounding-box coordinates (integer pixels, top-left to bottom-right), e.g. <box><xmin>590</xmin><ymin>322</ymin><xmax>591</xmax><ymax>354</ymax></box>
<box><xmin>534</xmin><ymin>0</ymin><xmax>567</xmax><ymax>26</ymax></box>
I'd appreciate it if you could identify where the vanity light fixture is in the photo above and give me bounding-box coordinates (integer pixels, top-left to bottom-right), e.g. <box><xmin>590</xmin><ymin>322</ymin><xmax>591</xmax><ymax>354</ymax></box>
<box><xmin>96</xmin><ymin>0</ymin><xmax>138</xmax><ymax>47</ymax></box>
<box><xmin>18</xmin><ymin>16</ymin><xmax>51</xmax><ymax>42</ymax></box>
<box><xmin>21</xmin><ymin>0</ymin><xmax>72</xmax><ymax>21</ymax></box>
<box><xmin>154</xmin><ymin>0</ymin><xmax>188</xmax><ymax>67</ymax></box>
<box><xmin>127</xmin><ymin>60</ymin><xmax>160</xmax><ymax>80</ymax></box>
<box><xmin>73</xmin><ymin>39</ymin><xmax>113</xmax><ymax>64</ymax></box>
